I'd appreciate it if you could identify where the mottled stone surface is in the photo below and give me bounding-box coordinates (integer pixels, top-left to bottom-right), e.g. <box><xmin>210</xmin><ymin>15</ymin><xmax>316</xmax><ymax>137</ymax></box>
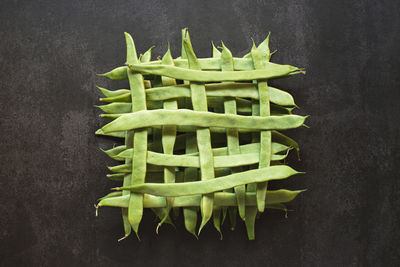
<box><xmin>0</xmin><ymin>0</ymin><xmax>399</xmax><ymax>266</ymax></box>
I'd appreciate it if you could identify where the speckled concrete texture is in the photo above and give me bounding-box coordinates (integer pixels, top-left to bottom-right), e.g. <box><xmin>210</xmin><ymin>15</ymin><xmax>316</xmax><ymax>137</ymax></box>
<box><xmin>0</xmin><ymin>0</ymin><xmax>399</xmax><ymax>266</ymax></box>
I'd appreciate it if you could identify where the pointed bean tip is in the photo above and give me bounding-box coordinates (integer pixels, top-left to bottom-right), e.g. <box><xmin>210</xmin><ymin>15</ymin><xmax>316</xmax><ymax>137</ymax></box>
<box><xmin>218</xmin><ymin>231</ymin><xmax>223</xmax><ymax>240</ymax></box>
<box><xmin>197</xmin><ymin>223</ymin><xmax>206</xmax><ymax>236</ymax></box>
<box><xmin>95</xmin><ymin>128</ymin><xmax>104</xmax><ymax>134</ymax></box>
<box><xmin>111</xmin><ymin>187</ymin><xmax>120</xmax><ymax>191</ymax></box>
<box><xmin>117</xmin><ymin>234</ymin><xmax>129</xmax><ymax>242</ymax></box>
<box><xmin>190</xmin><ymin>231</ymin><xmax>198</xmax><ymax>239</ymax></box>
<box><xmin>296</xmin><ymin>149</ymin><xmax>301</xmax><ymax>161</ymax></box>
<box><xmin>250</xmin><ymin>37</ymin><xmax>256</xmax><ymax>48</ymax></box>
<box><xmin>134</xmin><ymin>231</ymin><xmax>141</xmax><ymax>242</ymax></box>
<box><xmin>94</xmin><ymin>204</ymin><xmax>99</xmax><ymax>216</ymax></box>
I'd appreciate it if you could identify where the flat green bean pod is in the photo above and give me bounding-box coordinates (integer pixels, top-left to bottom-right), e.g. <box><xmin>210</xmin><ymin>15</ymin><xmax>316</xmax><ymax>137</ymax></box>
<box><xmin>116</xmin><ymin>150</ymin><xmax>287</xmax><ymax>167</ymax></box>
<box><xmin>127</xmin><ymin>62</ymin><xmax>301</xmax><ymax>82</ymax></box>
<box><xmin>101</xmin><ymin>109</ymin><xmax>307</xmax><ymax>133</ymax></box>
<box><xmin>98</xmin><ymin>189</ymin><xmax>304</xmax><ymax>208</ymax></box>
<box><xmin>114</xmin><ymin>165</ymin><xmax>301</xmax><ymax>196</ymax></box>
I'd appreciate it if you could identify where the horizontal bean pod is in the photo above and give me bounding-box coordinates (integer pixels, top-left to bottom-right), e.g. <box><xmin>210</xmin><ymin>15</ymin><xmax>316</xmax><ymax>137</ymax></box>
<box><xmin>101</xmin><ymin>109</ymin><xmax>307</xmax><ymax>133</ymax></box>
<box><xmin>118</xmin><ymin>142</ymin><xmax>289</xmax><ymax>158</ymax></box>
<box><xmin>107</xmin><ymin>168</ymin><xmax>231</xmax><ymax>183</ymax></box>
<box><xmin>108</xmin><ymin>163</ymin><xmax>165</xmax><ymax>173</ymax></box>
<box><xmin>98</xmin><ymin>57</ymin><xmax>302</xmax><ymax>80</ymax></box>
<box><xmin>114</xmin><ymin>165</ymin><xmax>301</xmax><ymax>196</ymax></box>
<box><xmin>103</xmin><ymin>141</ymin><xmax>289</xmax><ymax>163</ymax></box>
<box><xmin>116</xmin><ymin>150</ymin><xmax>287</xmax><ymax>168</ymax></box>
<box><xmin>106</xmin><ymin>82</ymin><xmax>294</xmax><ymax>106</ymax></box>
<box><xmin>127</xmin><ymin>62</ymin><xmax>301</xmax><ymax>82</ymax></box>
<box><xmin>97</xmin><ymin>99</ymin><xmax>292</xmax><ymax>116</ymax></box>
<box><xmin>98</xmin><ymin>189</ymin><xmax>304</xmax><ymax>208</ymax></box>
<box><xmin>96</xmin><ymin>86</ymin><xmax>129</xmax><ymax>97</ymax></box>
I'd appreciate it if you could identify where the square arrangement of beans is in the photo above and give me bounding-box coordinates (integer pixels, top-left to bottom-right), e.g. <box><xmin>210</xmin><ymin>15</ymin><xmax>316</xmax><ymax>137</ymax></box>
<box><xmin>95</xmin><ymin>28</ymin><xmax>307</xmax><ymax>240</ymax></box>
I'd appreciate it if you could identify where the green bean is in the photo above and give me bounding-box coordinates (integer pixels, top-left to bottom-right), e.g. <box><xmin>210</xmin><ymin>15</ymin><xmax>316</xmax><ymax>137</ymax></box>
<box><xmin>125</xmin><ymin>32</ymin><xmax>148</xmax><ymax>238</ymax></box>
<box><xmin>101</xmin><ymin>109</ymin><xmax>306</xmax><ymax>133</ymax></box>
<box><xmin>181</xmin><ymin>29</ymin><xmax>198</xmax><ymax>238</ymax></box>
<box><xmin>98</xmin><ymin>114</ymin><xmax>308</xmax><ymax>134</ymax></box>
<box><xmin>157</xmin><ymin>46</ymin><xmax>179</xmax><ymax>231</ymax></box>
<box><xmin>98</xmin><ymin>189</ymin><xmax>304</xmax><ymax>208</ymax></box>
<box><xmin>108</xmin><ymin>163</ymin><xmax>165</xmax><ymax>174</ymax></box>
<box><xmin>96</xmin><ymin>103</ymin><xmax>131</xmax><ymax>114</ymax></box>
<box><xmin>269</xmin><ymin>88</ymin><xmax>296</xmax><ymax>107</ymax></box>
<box><xmin>97</xmin><ymin>95</ymin><xmax>292</xmax><ymax>116</ymax></box>
<box><xmin>97</xmin><ymin>102</ymin><xmax>163</xmax><ymax>114</ymax></box>
<box><xmin>140</xmin><ymin>49</ymin><xmax>180</xmax><ymax>226</ymax></box>
<box><xmin>245</xmin><ymin>34</ymin><xmax>273</xmax><ymax>235</ymax></box>
<box><xmin>220</xmin><ymin>42</ymin><xmax>246</xmax><ymax>221</ymax></box>
<box><xmin>114</xmin><ymin>165</ymin><xmax>301</xmax><ymax>196</ymax></box>
<box><xmin>96</xmin><ymin>82</ymin><xmax>294</xmax><ymax>107</ymax></box>
<box><xmin>213</xmin><ymin>205</ymin><xmax>223</xmax><ymax>239</ymax></box>
<box><xmin>140</xmin><ymin>46</ymin><xmax>155</xmax><ymax>62</ymax></box>
<box><xmin>127</xmin><ymin>62</ymin><xmax>300</xmax><ymax>82</ymax></box>
<box><xmin>99</xmin><ymin>54</ymin><xmax>299</xmax><ymax>75</ymax></box>
<box><xmin>119</xmin><ymin>147</ymin><xmax>287</xmax><ymax>168</ymax></box>
<box><xmin>98</xmin><ymin>66</ymin><xmax>128</xmax><ymax>80</ymax></box>
<box><xmin>244</xmin><ymin>205</ymin><xmax>258</xmax><ymax>240</ymax></box>
<box><xmin>106</xmin><ymin>173</ymin><xmax>125</xmax><ymax>181</ymax></box>
<box><xmin>187</xmin><ymin>142</ymin><xmax>289</xmax><ymax>157</ymax></box>
<box><xmin>270</xmin><ymin>103</ymin><xmax>292</xmax><ymax>115</ymax></box>
<box><xmin>243</xmin><ymin>33</ymin><xmax>271</xmax><ymax>60</ymax></box>
<box><xmin>183</xmin><ymin>30</ymin><xmax>215</xmax><ymax>234</ymax></box>
<box><xmin>100</xmin><ymin>93</ymin><xmax>131</xmax><ymax>103</ymax></box>
<box><xmin>211</xmin><ymin>42</ymin><xmax>224</xmax><ymax>237</ymax></box>
<box><xmin>121</xmin><ymin>136</ymin><xmax>133</xmax><ymax>240</ymax></box>
<box><xmin>272</xmin><ymin>130</ymin><xmax>300</xmax><ymax>155</ymax></box>
<box><xmin>101</xmin><ymin>145</ymin><xmax>126</xmax><ymax>161</ymax></box>
<box><xmin>96</xmin><ymin>86</ymin><xmax>130</xmax><ymax>98</ymax></box>
<box><xmin>95</xmin><ymin>128</ymin><xmax>125</xmax><ymax>138</ymax></box>
<box><xmin>183</xmin><ymin>134</ymin><xmax>199</xmax><ymax>238</ymax></box>
<box><xmin>252</xmin><ymin>40</ymin><xmax>272</xmax><ymax>213</ymax></box>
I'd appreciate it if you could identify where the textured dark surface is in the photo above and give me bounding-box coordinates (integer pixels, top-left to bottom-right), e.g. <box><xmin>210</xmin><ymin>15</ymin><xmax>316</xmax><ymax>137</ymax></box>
<box><xmin>1</xmin><ymin>0</ymin><xmax>399</xmax><ymax>266</ymax></box>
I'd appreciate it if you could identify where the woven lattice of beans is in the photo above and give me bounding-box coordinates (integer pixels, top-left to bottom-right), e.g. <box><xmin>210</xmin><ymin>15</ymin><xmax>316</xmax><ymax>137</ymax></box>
<box><xmin>95</xmin><ymin>28</ymin><xmax>307</xmax><ymax>241</ymax></box>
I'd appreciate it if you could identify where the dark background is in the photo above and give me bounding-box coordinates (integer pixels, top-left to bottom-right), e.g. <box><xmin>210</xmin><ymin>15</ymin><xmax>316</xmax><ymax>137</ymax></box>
<box><xmin>1</xmin><ymin>0</ymin><xmax>399</xmax><ymax>266</ymax></box>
